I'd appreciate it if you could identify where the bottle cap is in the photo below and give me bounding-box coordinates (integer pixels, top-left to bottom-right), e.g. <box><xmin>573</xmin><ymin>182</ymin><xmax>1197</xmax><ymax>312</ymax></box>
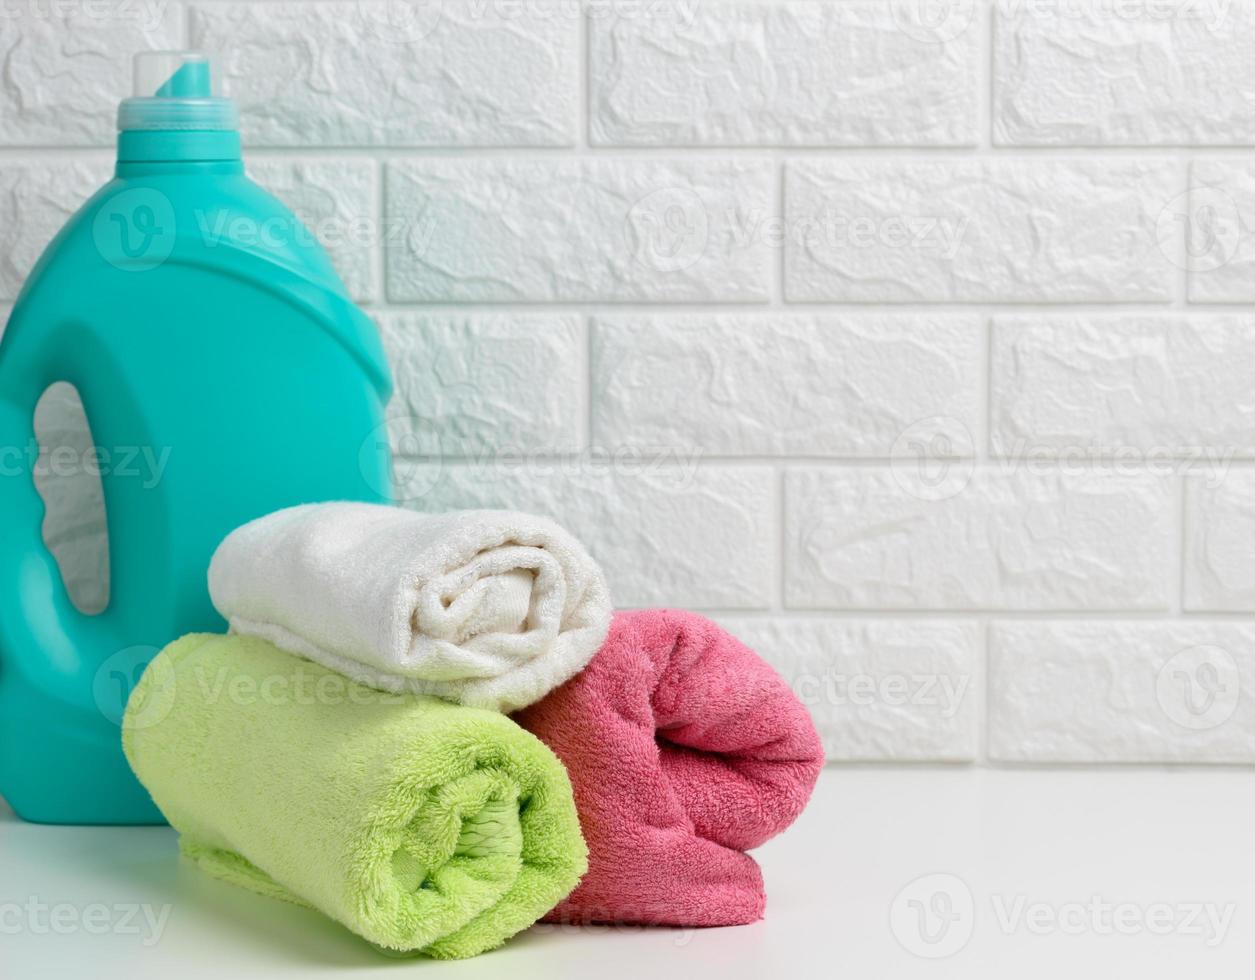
<box><xmin>117</xmin><ymin>51</ymin><xmax>238</xmax><ymax>131</ymax></box>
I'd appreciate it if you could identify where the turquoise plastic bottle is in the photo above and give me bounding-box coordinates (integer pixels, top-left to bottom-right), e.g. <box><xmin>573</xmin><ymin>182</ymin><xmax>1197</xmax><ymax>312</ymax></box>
<box><xmin>0</xmin><ymin>52</ymin><xmax>394</xmax><ymax>825</ymax></box>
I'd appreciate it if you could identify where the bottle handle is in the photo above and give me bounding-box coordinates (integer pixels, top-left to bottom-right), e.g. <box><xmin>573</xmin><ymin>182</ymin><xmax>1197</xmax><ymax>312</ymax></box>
<box><xmin>0</xmin><ymin>369</ymin><xmax>120</xmax><ymax>713</ymax></box>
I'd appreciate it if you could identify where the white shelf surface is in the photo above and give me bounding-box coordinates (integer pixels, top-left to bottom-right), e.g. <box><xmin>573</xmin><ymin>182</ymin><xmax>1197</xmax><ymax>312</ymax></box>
<box><xmin>4</xmin><ymin>767</ymin><xmax>1254</xmax><ymax>978</ymax></box>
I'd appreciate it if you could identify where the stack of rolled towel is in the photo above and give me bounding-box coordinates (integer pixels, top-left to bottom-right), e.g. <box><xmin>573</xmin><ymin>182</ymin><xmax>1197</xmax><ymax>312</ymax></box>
<box><xmin>123</xmin><ymin>502</ymin><xmax>824</xmax><ymax>959</ymax></box>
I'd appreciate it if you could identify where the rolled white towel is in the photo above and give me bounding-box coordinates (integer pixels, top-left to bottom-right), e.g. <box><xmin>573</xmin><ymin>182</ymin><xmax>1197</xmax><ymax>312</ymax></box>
<box><xmin>207</xmin><ymin>502</ymin><xmax>613</xmax><ymax>712</ymax></box>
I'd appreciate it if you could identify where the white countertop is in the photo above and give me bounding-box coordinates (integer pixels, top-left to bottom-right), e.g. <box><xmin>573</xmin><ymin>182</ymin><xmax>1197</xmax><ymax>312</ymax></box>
<box><xmin>4</xmin><ymin>767</ymin><xmax>1253</xmax><ymax>979</ymax></box>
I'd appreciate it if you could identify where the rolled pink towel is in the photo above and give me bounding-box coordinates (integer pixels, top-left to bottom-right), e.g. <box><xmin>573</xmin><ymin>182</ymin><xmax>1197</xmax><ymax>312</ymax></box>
<box><xmin>514</xmin><ymin>609</ymin><xmax>824</xmax><ymax>927</ymax></box>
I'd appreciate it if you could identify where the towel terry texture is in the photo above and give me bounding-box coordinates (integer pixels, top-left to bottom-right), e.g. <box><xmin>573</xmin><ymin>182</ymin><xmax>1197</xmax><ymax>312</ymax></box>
<box><xmin>207</xmin><ymin>502</ymin><xmax>613</xmax><ymax>713</ymax></box>
<box><xmin>122</xmin><ymin>633</ymin><xmax>588</xmax><ymax>959</ymax></box>
<box><xmin>514</xmin><ymin>609</ymin><xmax>824</xmax><ymax>927</ymax></box>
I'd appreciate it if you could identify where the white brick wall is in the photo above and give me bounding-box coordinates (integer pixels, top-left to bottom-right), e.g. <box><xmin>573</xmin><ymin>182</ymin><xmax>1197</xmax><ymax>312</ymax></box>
<box><xmin>191</xmin><ymin>2</ymin><xmax>578</xmax><ymax>146</ymax></box>
<box><xmin>589</xmin><ymin>1</ymin><xmax>980</xmax><ymax>146</ymax></box>
<box><xmin>384</xmin><ymin>157</ymin><xmax>774</xmax><ymax>301</ymax></box>
<box><xmin>785</xmin><ymin>158</ymin><xmax>1177</xmax><ymax>302</ymax></box>
<box><xmin>786</xmin><ymin>468</ymin><xmax>1173</xmax><ymax>611</ymax></box>
<box><xmin>7</xmin><ymin>0</ymin><xmax>1255</xmax><ymax>766</ymax></box>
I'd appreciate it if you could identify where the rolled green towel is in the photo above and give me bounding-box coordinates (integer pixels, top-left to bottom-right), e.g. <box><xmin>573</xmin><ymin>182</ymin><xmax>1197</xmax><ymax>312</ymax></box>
<box><xmin>122</xmin><ymin>633</ymin><xmax>587</xmax><ymax>959</ymax></box>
